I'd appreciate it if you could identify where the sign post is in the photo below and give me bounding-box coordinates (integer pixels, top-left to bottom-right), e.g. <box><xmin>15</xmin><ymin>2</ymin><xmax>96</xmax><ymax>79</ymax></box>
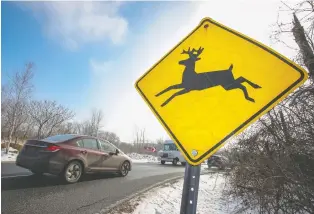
<box><xmin>135</xmin><ymin>17</ymin><xmax>308</xmax><ymax>213</ymax></box>
<box><xmin>180</xmin><ymin>163</ymin><xmax>201</xmax><ymax>214</ymax></box>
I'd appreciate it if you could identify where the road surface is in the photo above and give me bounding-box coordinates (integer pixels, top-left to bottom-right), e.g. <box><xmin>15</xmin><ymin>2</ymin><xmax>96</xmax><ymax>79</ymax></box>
<box><xmin>1</xmin><ymin>162</ymin><xmax>186</xmax><ymax>214</ymax></box>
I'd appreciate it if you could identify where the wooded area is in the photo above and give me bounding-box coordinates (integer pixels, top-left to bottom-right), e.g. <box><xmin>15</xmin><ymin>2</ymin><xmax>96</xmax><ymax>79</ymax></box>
<box><xmin>1</xmin><ymin>62</ymin><xmax>164</xmax><ymax>154</ymax></box>
<box><xmin>224</xmin><ymin>1</ymin><xmax>314</xmax><ymax>213</ymax></box>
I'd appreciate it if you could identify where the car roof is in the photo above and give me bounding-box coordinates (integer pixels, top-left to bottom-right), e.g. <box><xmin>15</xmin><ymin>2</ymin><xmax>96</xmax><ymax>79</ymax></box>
<box><xmin>164</xmin><ymin>140</ymin><xmax>175</xmax><ymax>144</ymax></box>
<box><xmin>41</xmin><ymin>134</ymin><xmax>116</xmax><ymax>146</ymax></box>
<box><xmin>41</xmin><ymin>134</ymin><xmax>87</xmax><ymax>143</ymax></box>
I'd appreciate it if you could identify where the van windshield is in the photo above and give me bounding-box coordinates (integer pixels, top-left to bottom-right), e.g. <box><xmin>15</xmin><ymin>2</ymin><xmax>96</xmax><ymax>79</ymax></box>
<box><xmin>163</xmin><ymin>143</ymin><xmax>178</xmax><ymax>151</ymax></box>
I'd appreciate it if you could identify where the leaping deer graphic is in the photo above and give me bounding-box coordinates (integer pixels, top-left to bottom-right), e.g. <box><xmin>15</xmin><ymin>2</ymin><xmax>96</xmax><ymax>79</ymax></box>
<box><xmin>155</xmin><ymin>47</ymin><xmax>261</xmax><ymax>107</ymax></box>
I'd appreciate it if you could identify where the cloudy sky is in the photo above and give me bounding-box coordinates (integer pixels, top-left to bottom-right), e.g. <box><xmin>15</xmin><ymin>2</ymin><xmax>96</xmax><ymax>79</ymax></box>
<box><xmin>2</xmin><ymin>0</ymin><xmax>299</xmax><ymax>142</ymax></box>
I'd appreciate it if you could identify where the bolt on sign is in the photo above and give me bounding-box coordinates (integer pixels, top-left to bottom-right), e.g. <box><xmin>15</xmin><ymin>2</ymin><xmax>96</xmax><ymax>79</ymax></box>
<box><xmin>135</xmin><ymin>17</ymin><xmax>308</xmax><ymax>166</ymax></box>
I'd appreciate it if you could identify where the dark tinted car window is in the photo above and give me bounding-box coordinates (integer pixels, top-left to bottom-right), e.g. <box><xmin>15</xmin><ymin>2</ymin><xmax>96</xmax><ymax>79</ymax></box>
<box><xmin>82</xmin><ymin>139</ymin><xmax>99</xmax><ymax>150</ymax></box>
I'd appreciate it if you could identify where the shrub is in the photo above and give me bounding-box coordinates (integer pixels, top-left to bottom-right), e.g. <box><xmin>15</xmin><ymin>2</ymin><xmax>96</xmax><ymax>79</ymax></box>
<box><xmin>1</xmin><ymin>142</ymin><xmax>24</xmax><ymax>152</ymax></box>
<box><xmin>10</xmin><ymin>143</ymin><xmax>24</xmax><ymax>152</ymax></box>
<box><xmin>226</xmin><ymin>95</ymin><xmax>314</xmax><ymax>214</ymax></box>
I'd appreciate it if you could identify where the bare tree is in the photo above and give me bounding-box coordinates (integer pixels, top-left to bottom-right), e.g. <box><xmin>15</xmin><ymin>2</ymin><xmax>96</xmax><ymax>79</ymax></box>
<box><xmin>226</xmin><ymin>96</ymin><xmax>314</xmax><ymax>213</ymax></box>
<box><xmin>1</xmin><ymin>63</ymin><xmax>34</xmax><ymax>153</ymax></box>
<box><xmin>272</xmin><ymin>0</ymin><xmax>314</xmax><ymax>103</ymax></box>
<box><xmin>225</xmin><ymin>2</ymin><xmax>314</xmax><ymax>213</ymax></box>
<box><xmin>71</xmin><ymin>122</ymin><xmax>83</xmax><ymax>134</ymax></box>
<box><xmin>133</xmin><ymin>126</ymin><xmax>146</xmax><ymax>153</ymax></box>
<box><xmin>78</xmin><ymin>109</ymin><xmax>104</xmax><ymax>136</ymax></box>
<box><xmin>154</xmin><ymin>137</ymin><xmax>165</xmax><ymax>152</ymax></box>
<box><xmin>90</xmin><ymin>109</ymin><xmax>104</xmax><ymax>137</ymax></box>
<box><xmin>98</xmin><ymin>130</ymin><xmax>120</xmax><ymax>146</ymax></box>
<box><xmin>28</xmin><ymin>100</ymin><xmax>75</xmax><ymax>139</ymax></box>
<box><xmin>19</xmin><ymin>116</ymin><xmax>36</xmax><ymax>140</ymax></box>
<box><xmin>55</xmin><ymin>122</ymin><xmax>76</xmax><ymax>134</ymax></box>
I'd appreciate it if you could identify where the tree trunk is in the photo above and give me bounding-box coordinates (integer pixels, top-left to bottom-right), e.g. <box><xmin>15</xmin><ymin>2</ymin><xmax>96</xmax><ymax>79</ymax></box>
<box><xmin>292</xmin><ymin>13</ymin><xmax>314</xmax><ymax>82</ymax></box>
<box><xmin>6</xmin><ymin>114</ymin><xmax>16</xmax><ymax>154</ymax></box>
<box><xmin>37</xmin><ymin>124</ymin><xmax>43</xmax><ymax>139</ymax></box>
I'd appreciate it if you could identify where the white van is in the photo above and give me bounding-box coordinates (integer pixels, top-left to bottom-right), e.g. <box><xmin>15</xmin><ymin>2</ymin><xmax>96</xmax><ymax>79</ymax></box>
<box><xmin>157</xmin><ymin>140</ymin><xmax>186</xmax><ymax>166</ymax></box>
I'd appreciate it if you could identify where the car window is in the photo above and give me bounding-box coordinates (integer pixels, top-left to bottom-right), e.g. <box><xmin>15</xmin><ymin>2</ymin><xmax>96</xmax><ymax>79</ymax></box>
<box><xmin>99</xmin><ymin>140</ymin><xmax>115</xmax><ymax>152</ymax></box>
<box><xmin>81</xmin><ymin>139</ymin><xmax>99</xmax><ymax>150</ymax></box>
<box><xmin>76</xmin><ymin>140</ymin><xmax>84</xmax><ymax>147</ymax></box>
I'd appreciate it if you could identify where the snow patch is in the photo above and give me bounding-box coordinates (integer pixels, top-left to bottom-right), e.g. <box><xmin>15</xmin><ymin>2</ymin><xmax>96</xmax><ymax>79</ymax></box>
<box><xmin>126</xmin><ymin>153</ymin><xmax>209</xmax><ymax>166</ymax></box>
<box><xmin>108</xmin><ymin>173</ymin><xmax>246</xmax><ymax>214</ymax></box>
<box><xmin>126</xmin><ymin>153</ymin><xmax>159</xmax><ymax>163</ymax></box>
<box><xmin>1</xmin><ymin>147</ymin><xmax>19</xmax><ymax>162</ymax></box>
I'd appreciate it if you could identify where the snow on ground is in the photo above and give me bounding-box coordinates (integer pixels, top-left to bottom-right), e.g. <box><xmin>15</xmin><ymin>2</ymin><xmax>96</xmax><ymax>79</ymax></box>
<box><xmin>127</xmin><ymin>153</ymin><xmax>159</xmax><ymax>163</ymax></box>
<box><xmin>108</xmin><ymin>173</ymin><xmax>249</xmax><ymax>214</ymax></box>
<box><xmin>126</xmin><ymin>153</ymin><xmax>209</xmax><ymax>166</ymax></box>
<box><xmin>1</xmin><ymin>147</ymin><xmax>19</xmax><ymax>162</ymax></box>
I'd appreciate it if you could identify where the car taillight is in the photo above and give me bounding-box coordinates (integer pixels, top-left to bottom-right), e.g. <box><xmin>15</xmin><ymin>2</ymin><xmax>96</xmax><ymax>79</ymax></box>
<box><xmin>45</xmin><ymin>145</ymin><xmax>61</xmax><ymax>152</ymax></box>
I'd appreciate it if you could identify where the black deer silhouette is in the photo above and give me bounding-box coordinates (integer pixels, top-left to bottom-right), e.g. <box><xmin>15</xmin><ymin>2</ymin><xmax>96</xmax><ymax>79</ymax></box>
<box><xmin>155</xmin><ymin>47</ymin><xmax>261</xmax><ymax>107</ymax></box>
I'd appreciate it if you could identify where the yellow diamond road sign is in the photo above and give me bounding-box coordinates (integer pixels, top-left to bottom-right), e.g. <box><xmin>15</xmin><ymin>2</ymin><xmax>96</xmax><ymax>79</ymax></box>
<box><xmin>135</xmin><ymin>17</ymin><xmax>308</xmax><ymax>165</ymax></box>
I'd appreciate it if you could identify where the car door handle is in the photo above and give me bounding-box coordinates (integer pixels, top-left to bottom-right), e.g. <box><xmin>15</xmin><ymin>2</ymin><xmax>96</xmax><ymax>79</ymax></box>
<box><xmin>81</xmin><ymin>150</ymin><xmax>87</xmax><ymax>154</ymax></box>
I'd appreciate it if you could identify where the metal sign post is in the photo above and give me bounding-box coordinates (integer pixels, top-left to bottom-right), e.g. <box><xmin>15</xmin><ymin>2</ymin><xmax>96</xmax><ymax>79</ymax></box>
<box><xmin>180</xmin><ymin>163</ymin><xmax>201</xmax><ymax>214</ymax></box>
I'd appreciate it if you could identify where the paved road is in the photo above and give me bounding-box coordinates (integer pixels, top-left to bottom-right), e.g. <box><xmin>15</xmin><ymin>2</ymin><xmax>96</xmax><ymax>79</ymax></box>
<box><xmin>2</xmin><ymin>162</ymin><xmax>32</xmax><ymax>177</ymax></box>
<box><xmin>1</xmin><ymin>162</ymin><xmax>186</xmax><ymax>214</ymax></box>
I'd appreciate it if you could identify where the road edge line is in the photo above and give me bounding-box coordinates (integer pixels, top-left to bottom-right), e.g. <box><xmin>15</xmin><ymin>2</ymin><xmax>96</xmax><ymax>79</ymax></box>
<box><xmin>1</xmin><ymin>160</ymin><xmax>16</xmax><ymax>163</ymax></box>
<box><xmin>1</xmin><ymin>174</ymin><xmax>31</xmax><ymax>179</ymax></box>
<box><xmin>97</xmin><ymin>170</ymin><xmax>213</xmax><ymax>214</ymax></box>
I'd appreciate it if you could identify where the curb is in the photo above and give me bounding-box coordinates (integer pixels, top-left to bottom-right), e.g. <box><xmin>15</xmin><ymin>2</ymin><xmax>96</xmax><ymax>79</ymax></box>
<box><xmin>1</xmin><ymin>160</ymin><xmax>16</xmax><ymax>163</ymax></box>
<box><xmin>97</xmin><ymin>170</ymin><xmax>213</xmax><ymax>214</ymax></box>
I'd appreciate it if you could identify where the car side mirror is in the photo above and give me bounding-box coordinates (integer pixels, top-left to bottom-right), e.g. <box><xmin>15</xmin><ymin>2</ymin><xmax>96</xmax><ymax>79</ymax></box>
<box><xmin>109</xmin><ymin>149</ymin><xmax>119</xmax><ymax>156</ymax></box>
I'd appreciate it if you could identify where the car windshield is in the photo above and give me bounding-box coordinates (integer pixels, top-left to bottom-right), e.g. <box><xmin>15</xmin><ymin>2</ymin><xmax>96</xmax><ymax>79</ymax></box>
<box><xmin>163</xmin><ymin>143</ymin><xmax>177</xmax><ymax>151</ymax></box>
<box><xmin>42</xmin><ymin>134</ymin><xmax>78</xmax><ymax>142</ymax></box>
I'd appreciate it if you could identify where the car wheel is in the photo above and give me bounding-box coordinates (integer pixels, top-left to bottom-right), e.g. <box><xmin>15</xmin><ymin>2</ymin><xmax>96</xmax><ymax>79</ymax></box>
<box><xmin>63</xmin><ymin>160</ymin><xmax>83</xmax><ymax>184</ymax></box>
<box><xmin>161</xmin><ymin>160</ymin><xmax>165</xmax><ymax>165</ymax></box>
<box><xmin>119</xmin><ymin>161</ymin><xmax>130</xmax><ymax>177</ymax></box>
<box><xmin>172</xmin><ymin>158</ymin><xmax>178</xmax><ymax>166</ymax></box>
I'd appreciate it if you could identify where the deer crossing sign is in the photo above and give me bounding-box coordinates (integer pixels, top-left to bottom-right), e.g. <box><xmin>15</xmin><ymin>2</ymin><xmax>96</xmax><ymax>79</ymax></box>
<box><xmin>135</xmin><ymin>17</ymin><xmax>308</xmax><ymax>165</ymax></box>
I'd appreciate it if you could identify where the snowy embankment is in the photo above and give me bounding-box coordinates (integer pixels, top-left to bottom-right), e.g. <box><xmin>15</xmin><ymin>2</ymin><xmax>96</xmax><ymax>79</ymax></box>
<box><xmin>126</xmin><ymin>153</ymin><xmax>159</xmax><ymax>163</ymax></box>
<box><xmin>107</xmin><ymin>173</ymin><xmax>250</xmax><ymax>214</ymax></box>
<box><xmin>126</xmin><ymin>153</ymin><xmax>208</xmax><ymax>166</ymax></box>
<box><xmin>1</xmin><ymin>147</ymin><xmax>19</xmax><ymax>162</ymax></box>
